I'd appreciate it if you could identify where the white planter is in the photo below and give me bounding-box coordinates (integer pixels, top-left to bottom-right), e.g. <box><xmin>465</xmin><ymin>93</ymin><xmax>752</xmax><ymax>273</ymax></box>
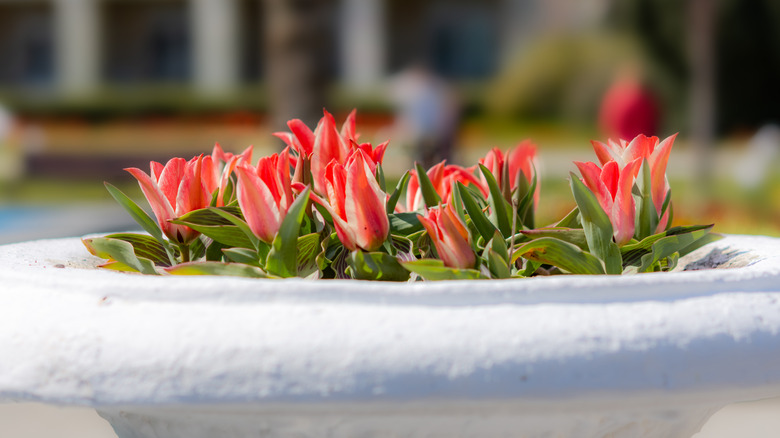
<box><xmin>1</xmin><ymin>234</ymin><xmax>780</xmax><ymax>438</ymax></box>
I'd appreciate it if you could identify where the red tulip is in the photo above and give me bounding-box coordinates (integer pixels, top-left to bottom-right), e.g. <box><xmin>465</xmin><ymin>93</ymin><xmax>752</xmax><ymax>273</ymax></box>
<box><xmin>405</xmin><ymin>161</ymin><xmax>481</xmax><ymax>212</ymax></box>
<box><xmin>235</xmin><ymin>148</ymin><xmax>294</xmax><ymax>243</ymax></box>
<box><xmin>574</xmin><ymin>158</ymin><xmax>642</xmax><ymax>246</ymax></box>
<box><xmin>273</xmin><ymin>110</ymin><xmax>386</xmax><ymax>195</ymax></box>
<box><xmin>590</xmin><ymin>133</ymin><xmax>676</xmax><ymax>230</ymax></box>
<box><xmin>126</xmin><ymin>155</ymin><xmax>211</xmax><ymax>244</ymax></box>
<box><xmin>479</xmin><ymin>140</ymin><xmax>538</xmax><ymax>202</ymax></box>
<box><xmin>310</xmin><ymin>149</ymin><xmax>389</xmax><ymax>251</ymax></box>
<box><xmin>418</xmin><ymin>198</ymin><xmax>475</xmax><ymax>269</ymax></box>
<box><xmin>207</xmin><ymin>144</ymin><xmax>253</xmax><ymax>206</ymax></box>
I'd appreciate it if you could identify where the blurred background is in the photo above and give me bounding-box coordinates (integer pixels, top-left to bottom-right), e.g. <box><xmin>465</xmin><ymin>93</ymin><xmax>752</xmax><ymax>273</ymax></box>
<box><xmin>1</xmin><ymin>0</ymin><xmax>780</xmax><ymax>241</ymax></box>
<box><xmin>1</xmin><ymin>1</ymin><xmax>780</xmax><ymax>436</ymax></box>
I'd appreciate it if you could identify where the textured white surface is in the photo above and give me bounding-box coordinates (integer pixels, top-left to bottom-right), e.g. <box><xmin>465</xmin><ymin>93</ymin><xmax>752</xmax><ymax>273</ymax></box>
<box><xmin>1</xmin><ymin>235</ymin><xmax>780</xmax><ymax>437</ymax></box>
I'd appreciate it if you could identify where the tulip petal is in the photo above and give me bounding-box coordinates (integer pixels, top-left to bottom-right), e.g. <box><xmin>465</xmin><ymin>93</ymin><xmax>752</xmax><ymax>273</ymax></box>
<box><xmin>340</xmin><ymin>108</ymin><xmax>357</xmax><ymax>141</ymax></box>
<box><xmin>287</xmin><ymin>118</ymin><xmax>315</xmax><ymax>156</ymax></box>
<box><xmin>574</xmin><ymin>161</ymin><xmax>613</xmax><ymax>216</ymax></box>
<box><xmin>125</xmin><ymin>166</ymin><xmax>177</xmax><ymax>240</ymax></box>
<box><xmin>649</xmin><ymin>133</ymin><xmax>676</xmax><ymax>212</ymax></box>
<box><xmin>157</xmin><ymin>157</ymin><xmax>186</xmax><ymax>207</ymax></box>
<box><xmin>177</xmin><ymin>155</ymin><xmax>209</xmax><ymax>215</ymax></box>
<box><xmin>612</xmin><ymin>159</ymin><xmax>641</xmax><ymax>245</ymax></box>
<box><xmin>309</xmin><ymin>190</ymin><xmax>358</xmax><ymax>251</ymax></box>
<box><xmin>344</xmin><ymin>150</ymin><xmax>389</xmax><ymax>251</ymax></box>
<box><xmin>236</xmin><ymin>165</ymin><xmax>281</xmax><ymax>243</ymax></box>
<box><xmin>312</xmin><ymin>111</ymin><xmax>349</xmax><ymax>194</ymax></box>
<box><xmin>591</xmin><ymin>140</ymin><xmax>617</xmax><ymax>166</ymax></box>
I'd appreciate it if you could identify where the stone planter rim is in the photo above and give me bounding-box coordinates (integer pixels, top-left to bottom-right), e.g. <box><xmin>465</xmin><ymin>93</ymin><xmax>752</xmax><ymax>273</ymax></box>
<box><xmin>1</xmin><ymin>234</ymin><xmax>779</xmax><ymax>411</ymax></box>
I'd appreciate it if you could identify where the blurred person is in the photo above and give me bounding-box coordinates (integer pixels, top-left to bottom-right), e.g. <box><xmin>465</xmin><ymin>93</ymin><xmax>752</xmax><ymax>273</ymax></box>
<box><xmin>0</xmin><ymin>102</ymin><xmax>23</xmax><ymax>184</ymax></box>
<box><xmin>388</xmin><ymin>63</ymin><xmax>460</xmax><ymax>168</ymax></box>
<box><xmin>598</xmin><ymin>66</ymin><xmax>660</xmax><ymax>140</ymax></box>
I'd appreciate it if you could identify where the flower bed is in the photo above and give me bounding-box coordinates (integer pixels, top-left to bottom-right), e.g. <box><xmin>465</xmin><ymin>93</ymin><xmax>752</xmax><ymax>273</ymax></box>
<box><xmin>83</xmin><ymin>110</ymin><xmax>717</xmax><ymax>281</ymax></box>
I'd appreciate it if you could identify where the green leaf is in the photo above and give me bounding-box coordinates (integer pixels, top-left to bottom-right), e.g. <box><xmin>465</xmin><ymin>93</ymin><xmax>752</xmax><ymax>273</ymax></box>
<box><xmin>520</xmin><ymin>227</ymin><xmax>588</xmax><ymax>251</ymax></box>
<box><xmin>555</xmin><ymin>207</ymin><xmax>581</xmax><ymax>228</ymax></box>
<box><xmin>103</xmin><ymin>233</ymin><xmax>172</xmax><ymax>266</ymax></box>
<box><xmin>83</xmin><ymin>237</ymin><xmax>159</xmax><ymax>275</ymax></box>
<box><xmin>173</xmin><ymin>207</ymin><xmax>255</xmax><ymax>249</ymax></box>
<box><xmin>519</xmin><ymin>259</ymin><xmax>541</xmax><ymax>277</ymax></box>
<box><xmin>165</xmin><ymin>261</ymin><xmax>268</xmax><ymax>278</ymax></box>
<box><xmin>330</xmin><ymin>246</ymin><xmax>351</xmax><ymax>279</ymax></box>
<box><xmin>347</xmin><ymin>250</ymin><xmax>410</xmax><ymax>281</ymax></box>
<box><xmin>389</xmin><ymin>212</ymin><xmax>424</xmax><ymax>235</ymax></box>
<box><xmin>569</xmin><ymin>173</ymin><xmax>621</xmax><ymax>274</ymax></box>
<box><xmin>679</xmin><ymin>231</ymin><xmax>722</xmax><ymax>258</ymax></box>
<box><xmin>479</xmin><ymin>164</ymin><xmax>512</xmax><ymax>237</ymax></box>
<box><xmin>486</xmin><ymin>249</ymin><xmax>511</xmax><ymax>279</ymax></box>
<box><xmin>222</xmin><ymin>247</ymin><xmax>261</xmax><ymax>265</ymax></box>
<box><xmin>457</xmin><ymin>181</ymin><xmax>497</xmax><ymax>243</ymax></box>
<box><xmin>483</xmin><ymin>230</ymin><xmax>511</xmax><ymax>279</ymax></box>
<box><xmin>265</xmin><ymin>187</ymin><xmax>311</xmax><ymax>277</ymax></box>
<box><xmin>621</xmin><ymin>224</ymin><xmax>714</xmax><ymax>267</ymax></box>
<box><xmin>511</xmin><ymin>237</ymin><xmax>606</xmax><ymax>275</ymax></box>
<box><xmin>376</xmin><ymin>162</ymin><xmax>387</xmax><ymax>192</ymax></box>
<box><xmin>415</xmin><ymin>162</ymin><xmax>442</xmax><ymax>208</ymax></box>
<box><xmin>400</xmin><ymin>259</ymin><xmax>486</xmax><ymax>281</ymax></box>
<box><xmin>386</xmin><ymin>171</ymin><xmax>411</xmax><ymax>214</ymax></box>
<box><xmin>104</xmin><ymin>182</ymin><xmax>175</xmax><ymax>263</ymax></box>
<box><xmin>296</xmin><ymin>232</ymin><xmax>322</xmax><ymax>278</ymax></box>
<box><xmin>98</xmin><ymin>260</ymin><xmax>142</xmax><ymax>273</ymax></box>
<box><xmin>513</xmin><ymin>168</ymin><xmax>536</xmax><ymax>229</ymax></box>
<box><xmin>635</xmin><ymin>159</ymin><xmax>659</xmax><ymax>240</ymax></box>
<box><xmin>204</xmin><ymin>206</ymin><xmax>260</xmax><ymax>250</ymax></box>
<box><xmin>638</xmin><ymin>225</ymin><xmax>715</xmax><ymax>273</ymax></box>
<box><xmin>190</xmin><ymin>235</ymin><xmax>208</xmax><ymax>261</ymax></box>
<box><xmin>390</xmin><ymin>234</ymin><xmax>414</xmax><ymax>255</ymax></box>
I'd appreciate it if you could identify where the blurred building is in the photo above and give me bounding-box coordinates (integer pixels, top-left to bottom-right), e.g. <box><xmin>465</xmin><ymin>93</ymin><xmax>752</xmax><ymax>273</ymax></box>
<box><xmin>0</xmin><ymin>0</ymin><xmax>608</xmax><ymax>99</ymax></box>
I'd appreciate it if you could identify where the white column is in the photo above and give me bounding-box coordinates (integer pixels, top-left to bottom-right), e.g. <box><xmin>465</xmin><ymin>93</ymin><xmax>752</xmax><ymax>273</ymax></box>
<box><xmin>54</xmin><ymin>0</ymin><xmax>100</xmax><ymax>97</ymax></box>
<box><xmin>340</xmin><ymin>0</ymin><xmax>385</xmax><ymax>91</ymax></box>
<box><xmin>191</xmin><ymin>0</ymin><xmax>239</xmax><ymax>96</ymax></box>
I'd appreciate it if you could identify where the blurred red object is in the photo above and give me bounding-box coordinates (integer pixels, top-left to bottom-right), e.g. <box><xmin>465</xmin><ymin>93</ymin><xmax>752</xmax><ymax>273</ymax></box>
<box><xmin>598</xmin><ymin>73</ymin><xmax>659</xmax><ymax>140</ymax></box>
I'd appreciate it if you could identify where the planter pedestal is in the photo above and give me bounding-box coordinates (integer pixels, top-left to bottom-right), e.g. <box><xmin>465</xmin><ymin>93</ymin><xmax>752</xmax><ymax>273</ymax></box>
<box><xmin>2</xmin><ymin>235</ymin><xmax>780</xmax><ymax>438</ymax></box>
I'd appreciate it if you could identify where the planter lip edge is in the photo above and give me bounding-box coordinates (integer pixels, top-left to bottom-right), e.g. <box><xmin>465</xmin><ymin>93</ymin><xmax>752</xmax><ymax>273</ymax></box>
<box><xmin>0</xmin><ymin>233</ymin><xmax>778</xmax><ymax>306</ymax></box>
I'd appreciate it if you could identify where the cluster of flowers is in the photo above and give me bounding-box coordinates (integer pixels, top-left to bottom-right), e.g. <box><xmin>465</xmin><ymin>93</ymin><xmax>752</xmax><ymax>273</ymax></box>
<box><xmin>84</xmin><ymin>110</ymin><xmax>717</xmax><ymax>280</ymax></box>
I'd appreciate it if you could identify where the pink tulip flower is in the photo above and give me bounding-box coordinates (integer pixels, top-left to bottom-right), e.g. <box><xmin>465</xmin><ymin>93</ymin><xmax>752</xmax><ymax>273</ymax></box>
<box><xmin>479</xmin><ymin>140</ymin><xmax>539</xmax><ymax>203</ymax></box>
<box><xmin>273</xmin><ymin>110</ymin><xmax>386</xmax><ymax>195</ymax></box>
<box><xmin>235</xmin><ymin>148</ymin><xmax>295</xmax><ymax>244</ymax></box>
<box><xmin>126</xmin><ymin>155</ymin><xmax>211</xmax><ymax>244</ymax></box>
<box><xmin>418</xmin><ymin>198</ymin><xmax>475</xmax><ymax>269</ymax></box>
<box><xmin>574</xmin><ymin>158</ymin><xmax>642</xmax><ymax>246</ymax></box>
<box><xmin>310</xmin><ymin>149</ymin><xmax>389</xmax><ymax>252</ymax></box>
<box><xmin>590</xmin><ymin>133</ymin><xmax>677</xmax><ymax>230</ymax></box>
<box><xmin>405</xmin><ymin>160</ymin><xmax>481</xmax><ymax>212</ymax></box>
<box><xmin>201</xmin><ymin>143</ymin><xmax>254</xmax><ymax>207</ymax></box>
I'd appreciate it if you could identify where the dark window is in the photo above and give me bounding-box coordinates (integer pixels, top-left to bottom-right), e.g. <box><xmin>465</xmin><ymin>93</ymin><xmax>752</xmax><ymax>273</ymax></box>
<box><xmin>102</xmin><ymin>0</ymin><xmax>191</xmax><ymax>83</ymax></box>
<box><xmin>387</xmin><ymin>0</ymin><xmax>499</xmax><ymax>79</ymax></box>
<box><xmin>0</xmin><ymin>4</ymin><xmax>54</xmax><ymax>87</ymax></box>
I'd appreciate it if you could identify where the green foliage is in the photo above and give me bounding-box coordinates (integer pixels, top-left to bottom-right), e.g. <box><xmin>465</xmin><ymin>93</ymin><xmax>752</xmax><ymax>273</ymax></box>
<box><xmin>400</xmin><ymin>259</ymin><xmax>486</xmax><ymax>281</ymax></box>
<box><xmin>347</xmin><ymin>250</ymin><xmax>410</xmax><ymax>281</ymax></box>
<box><xmin>479</xmin><ymin>164</ymin><xmax>512</xmax><ymax>237</ymax></box>
<box><xmin>166</xmin><ymin>261</ymin><xmax>268</xmax><ymax>278</ymax></box>
<box><xmin>569</xmin><ymin>173</ymin><xmax>622</xmax><ymax>274</ymax></box>
<box><xmin>265</xmin><ymin>187</ymin><xmax>311</xmax><ymax>278</ymax></box>
<box><xmin>512</xmin><ymin>237</ymin><xmax>606</xmax><ymax>275</ymax></box>
<box><xmin>414</xmin><ymin>162</ymin><xmax>442</xmax><ymax>209</ymax></box>
<box><xmin>83</xmin><ymin>237</ymin><xmax>159</xmax><ymax>275</ymax></box>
